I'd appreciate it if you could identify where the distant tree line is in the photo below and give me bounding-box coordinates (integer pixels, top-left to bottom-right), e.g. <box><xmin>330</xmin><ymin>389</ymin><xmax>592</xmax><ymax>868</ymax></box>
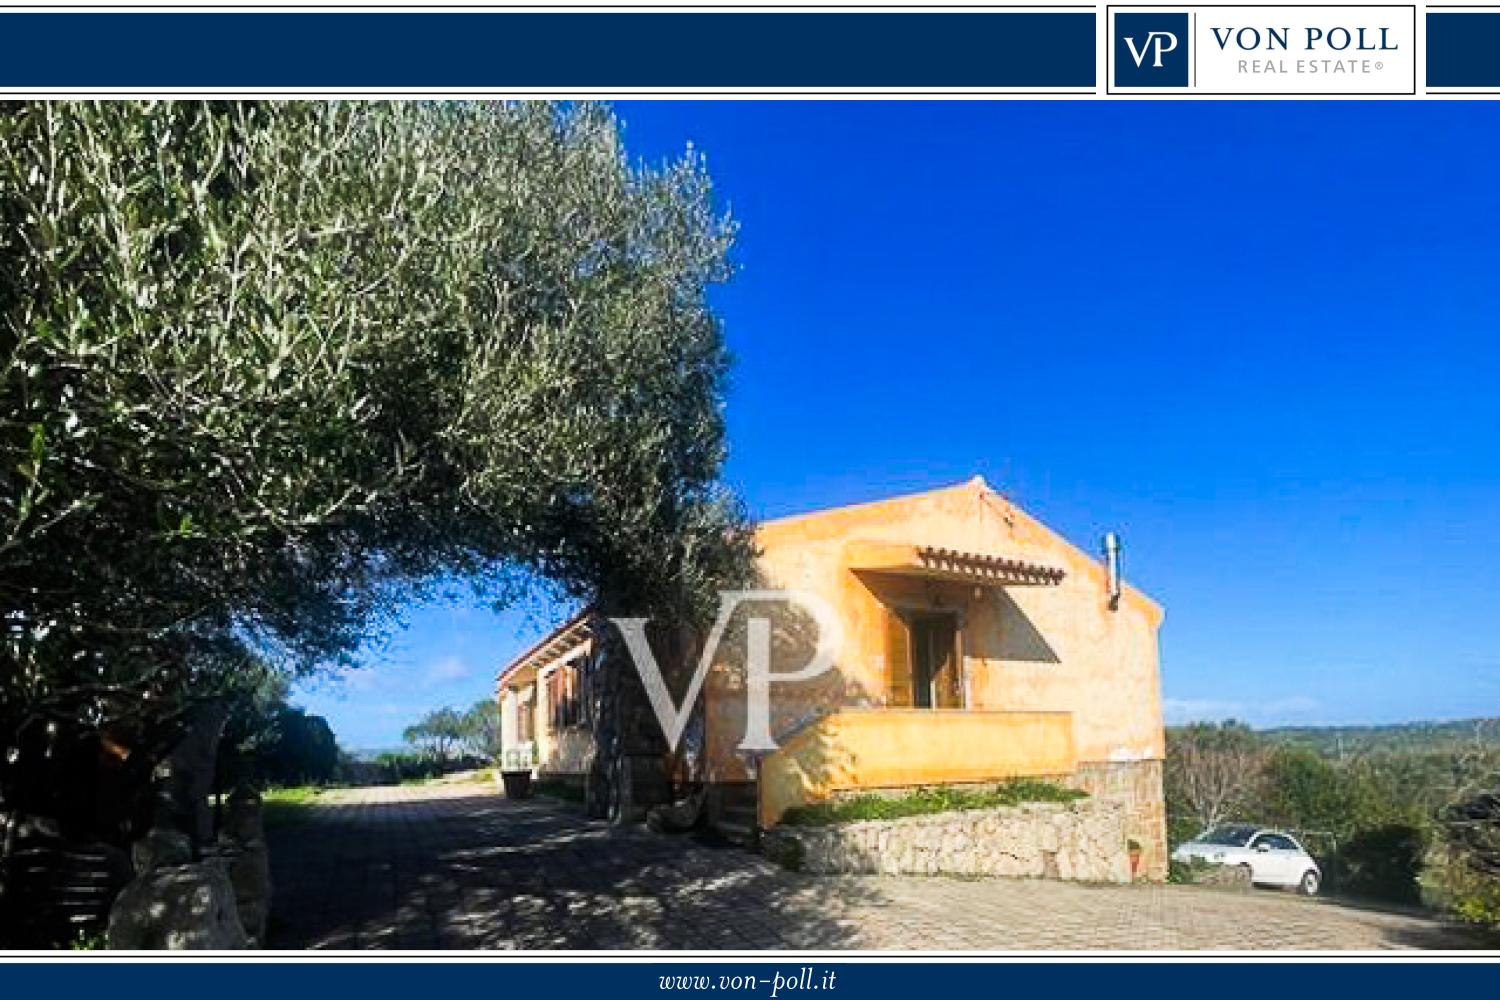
<box><xmin>402</xmin><ymin>701</ymin><xmax>501</xmax><ymax>762</ymax></box>
<box><xmin>219</xmin><ymin>693</ymin><xmax>505</xmax><ymax>790</ymax></box>
<box><xmin>348</xmin><ymin>702</ymin><xmax>506</xmax><ymax>784</ymax></box>
<box><xmin>1165</xmin><ymin>719</ymin><xmax>1500</xmax><ymax>925</ymax></box>
<box><xmin>215</xmin><ymin>671</ymin><xmax>340</xmax><ymax>790</ymax></box>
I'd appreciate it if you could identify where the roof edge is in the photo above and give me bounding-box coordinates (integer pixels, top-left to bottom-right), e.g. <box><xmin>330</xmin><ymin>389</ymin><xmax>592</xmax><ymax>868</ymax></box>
<box><xmin>495</xmin><ymin>606</ymin><xmax>595</xmax><ymax>688</ymax></box>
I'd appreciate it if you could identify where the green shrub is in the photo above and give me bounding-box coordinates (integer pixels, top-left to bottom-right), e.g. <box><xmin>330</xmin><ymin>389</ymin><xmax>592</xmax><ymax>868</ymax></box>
<box><xmin>1453</xmin><ymin>887</ymin><xmax>1500</xmax><ymax>929</ymax></box>
<box><xmin>1168</xmin><ymin>857</ymin><xmax>1214</xmax><ymax>884</ymax></box>
<box><xmin>534</xmin><ymin>779</ymin><xmax>586</xmax><ymax>804</ymax></box>
<box><xmin>763</xmin><ymin>833</ymin><xmax>805</xmax><ymax>871</ymax></box>
<box><xmin>1333</xmin><ymin>823</ymin><xmax>1428</xmax><ymax>904</ymax></box>
<box><xmin>780</xmin><ymin>780</ymin><xmax>1086</xmax><ymax>827</ymax></box>
<box><xmin>67</xmin><ymin>929</ymin><xmax>106</xmax><ymax>951</ymax></box>
<box><xmin>373</xmin><ymin>751</ymin><xmax>448</xmax><ymax>784</ymax></box>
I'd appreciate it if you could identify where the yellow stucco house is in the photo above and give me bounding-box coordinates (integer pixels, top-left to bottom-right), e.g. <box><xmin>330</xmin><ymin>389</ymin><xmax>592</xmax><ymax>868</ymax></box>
<box><xmin>497</xmin><ymin>477</ymin><xmax>1168</xmax><ymax>878</ymax></box>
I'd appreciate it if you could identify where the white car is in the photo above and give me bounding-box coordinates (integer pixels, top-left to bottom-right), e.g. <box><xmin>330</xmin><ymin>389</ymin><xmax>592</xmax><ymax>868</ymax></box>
<box><xmin>1172</xmin><ymin>824</ymin><xmax>1322</xmax><ymax>895</ymax></box>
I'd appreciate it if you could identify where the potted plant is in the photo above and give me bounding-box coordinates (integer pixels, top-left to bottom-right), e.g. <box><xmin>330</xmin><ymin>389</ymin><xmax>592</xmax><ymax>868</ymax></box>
<box><xmin>500</xmin><ymin>746</ymin><xmax>536</xmax><ymax>799</ymax></box>
<box><xmin>1127</xmin><ymin>838</ymin><xmax>1143</xmax><ymax>877</ymax></box>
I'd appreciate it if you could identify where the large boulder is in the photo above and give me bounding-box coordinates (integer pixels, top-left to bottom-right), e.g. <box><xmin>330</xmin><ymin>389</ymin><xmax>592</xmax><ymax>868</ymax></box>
<box><xmin>106</xmin><ymin>861</ymin><xmax>249</xmax><ymax>950</ymax></box>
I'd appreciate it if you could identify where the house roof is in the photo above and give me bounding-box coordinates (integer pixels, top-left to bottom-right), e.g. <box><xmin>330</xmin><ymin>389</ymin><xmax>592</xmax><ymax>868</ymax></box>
<box><xmin>758</xmin><ymin>474</ymin><xmax>1162</xmax><ymax>620</ymax></box>
<box><xmin>495</xmin><ymin>608</ymin><xmax>595</xmax><ymax>689</ymax></box>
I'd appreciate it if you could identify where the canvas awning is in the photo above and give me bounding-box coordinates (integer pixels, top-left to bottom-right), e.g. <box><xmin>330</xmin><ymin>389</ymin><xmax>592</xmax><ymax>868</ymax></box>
<box><xmin>846</xmin><ymin>540</ymin><xmax>1065</xmax><ymax>587</ymax></box>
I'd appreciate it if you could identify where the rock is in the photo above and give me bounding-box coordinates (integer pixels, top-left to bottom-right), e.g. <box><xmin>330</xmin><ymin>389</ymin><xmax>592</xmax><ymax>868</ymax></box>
<box><xmin>220</xmin><ymin>842</ymin><xmax>271</xmax><ymax>946</ymax></box>
<box><xmin>131</xmin><ymin>828</ymin><xmax>193</xmax><ymax>874</ymax></box>
<box><xmin>217</xmin><ymin>790</ymin><xmax>271</xmax><ymax>946</ymax></box>
<box><xmin>646</xmin><ymin>789</ymin><xmax>704</xmax><ymax>833</ymax></box>
<box><xmin>222</xmin><ymin>786</ymin><xmax>265</xmax><ymax>846</ymax></box>
<box><xmin>151</xmin><ymin>703</ymin><xmax>229</xmax><ymax>853</ymax></box>
<box><xmin>1191</xmin><ymin>861</ymin><xmax>1254</xmax><ymax>890</ymax></box>
<box><xmin>106</xmin><ymin>861</ymin><xmax>250</xmax><ymax>950</ymax></box>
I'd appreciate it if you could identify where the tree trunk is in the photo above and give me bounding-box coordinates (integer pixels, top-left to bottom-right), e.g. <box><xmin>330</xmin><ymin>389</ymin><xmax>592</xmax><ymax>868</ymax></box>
<box><xmin>585</xmin><ymin>617</ymin><xmax>675</xmax><ymax>824</ymax></box>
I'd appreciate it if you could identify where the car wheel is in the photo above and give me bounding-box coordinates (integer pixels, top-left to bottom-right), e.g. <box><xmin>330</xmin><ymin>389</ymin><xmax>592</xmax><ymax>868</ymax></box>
<box><xmin>1299</xmin><ymin>870</ymin><xmax>1320</xmax><ymax>896</ymax></box>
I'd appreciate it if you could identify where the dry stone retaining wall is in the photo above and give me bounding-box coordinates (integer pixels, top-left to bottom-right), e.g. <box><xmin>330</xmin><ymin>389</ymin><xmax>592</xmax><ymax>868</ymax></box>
<box><xmin>1065</xmin><ymin>759</ymin><xmax>1168</xmax><ymax>881</ymax></box>
<box><xmin>764</xmin><ymin>799</ymin><xmax>1132</xmax><ymax>882</ymax></box>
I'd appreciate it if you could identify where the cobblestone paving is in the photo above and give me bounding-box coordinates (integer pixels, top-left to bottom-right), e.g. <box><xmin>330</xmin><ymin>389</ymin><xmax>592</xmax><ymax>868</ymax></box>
<box><xmin>268</xmin><ymin>783</ymin><xmax>1491</xmax><ymax>951</ymax></box>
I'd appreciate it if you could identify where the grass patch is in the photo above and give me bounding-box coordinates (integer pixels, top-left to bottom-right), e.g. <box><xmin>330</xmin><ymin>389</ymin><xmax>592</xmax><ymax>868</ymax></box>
<box><xmin>261</xmin><ymin>785</ymin><xmax>324</xmax><ymax>829</ymax></box>
<box><xmin>398</xmin><ymin>767</ymin><xmax>496</xmax><ymax>787</ymax></box>
<box><xmin>67</xmin><ymin>930</ymin><xmax>107</xmax><ymax>951</ymax></box>
<box><xmin>780</xmin><ymin>779</ymin><xmax>1086</xmax><ymax>827</ymax></box>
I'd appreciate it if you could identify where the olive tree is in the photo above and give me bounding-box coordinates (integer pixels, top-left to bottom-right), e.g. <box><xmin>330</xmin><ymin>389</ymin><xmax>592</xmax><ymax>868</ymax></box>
<box><xmin>0</xmin><ymin>101</ymin><xmax>751</xmax><ymax>844</ymax></box>
<box><xmin>461</xmin><ymin>700</ymin><xmax>503</xmax><ymax>762</ymax></box>
<box><xmin>403</xmin><ymin>708</ymin><xmax>468</xmax><ymax>764</ymax></box>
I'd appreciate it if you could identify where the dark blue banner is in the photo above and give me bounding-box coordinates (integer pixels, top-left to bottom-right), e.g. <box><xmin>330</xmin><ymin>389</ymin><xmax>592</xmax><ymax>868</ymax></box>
<box><xmin>0</xmin><ymin>12</ymin><xmax>1096</xmax><ymax>89</ymax></box>
<box><xmin>1</xmin><ymin>962</ymin><xmax>1497</xmax><ymax>997</ymax></box>
<box><xmin>1427</xmin><ymin>12</ymin><xmax>1500</xmax><ymax>88</ymax></box>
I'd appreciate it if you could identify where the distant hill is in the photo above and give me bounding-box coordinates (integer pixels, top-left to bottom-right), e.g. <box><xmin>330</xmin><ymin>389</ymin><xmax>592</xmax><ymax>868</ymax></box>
<box><xmin>345</xmin><ymin>746</ymin><xmax>407</xmax><ymax>761</ymax></box>
<box><xmin>1257</xmin><ymin>717</ymin><xmax>1500</xmax><ymax>756</ymax></box>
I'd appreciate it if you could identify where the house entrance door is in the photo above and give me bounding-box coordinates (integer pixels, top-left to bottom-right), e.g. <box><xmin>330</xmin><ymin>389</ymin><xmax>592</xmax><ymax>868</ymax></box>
<box><xmin>911</xmin><ymin>613</ymin><xmax>962</xmax><ymax>708</ymax></box>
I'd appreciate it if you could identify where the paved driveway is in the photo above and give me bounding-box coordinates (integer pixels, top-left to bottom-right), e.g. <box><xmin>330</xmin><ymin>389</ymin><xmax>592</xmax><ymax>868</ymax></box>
<box><xmin>267</xmin><ymin>782</ymin><xmax>1490</xmax><ymax>951</ymax></box>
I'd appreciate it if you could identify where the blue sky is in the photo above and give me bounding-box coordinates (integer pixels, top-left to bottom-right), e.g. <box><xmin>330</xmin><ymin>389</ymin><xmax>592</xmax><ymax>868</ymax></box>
<box><xmin>296</xmin><ymin>102</ymin><xmax>1500</xmax><ymax>749</ymax></box>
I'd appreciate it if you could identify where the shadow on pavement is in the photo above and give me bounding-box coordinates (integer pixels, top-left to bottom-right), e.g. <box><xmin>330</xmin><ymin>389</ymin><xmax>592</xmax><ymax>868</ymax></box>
<box><xmin>268</xmin><ymin>790</ymin><xmax>884</xmax><ymax>950</ymax></box>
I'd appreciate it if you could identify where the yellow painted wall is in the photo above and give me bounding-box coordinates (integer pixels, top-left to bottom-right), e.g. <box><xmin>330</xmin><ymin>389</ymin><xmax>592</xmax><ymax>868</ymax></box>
<box><xmin>759</xmin><ymin>709</ymin><xmax>1076</xmax><ymax>827</ymax></box>
<box><xmin>498</xmin><ymin>649</ymin><xmax>594</xmax><ymax>777</ymax></box>
<box><xmin>706</xmin><ymin>476</ymin><xmax>1164</xmax><ymax>786</ymax></box>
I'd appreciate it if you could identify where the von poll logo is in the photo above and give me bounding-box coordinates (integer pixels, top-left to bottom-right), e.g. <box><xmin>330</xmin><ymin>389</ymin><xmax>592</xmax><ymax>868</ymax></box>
<box><xmin>1115</xmin><ymin>13</ymin><xmax>1190</xmax><ymax>87</ymax></box>
<box><xmin>1109</xmin><ymin>7</ymin><xmax>1416</xmax><ymax>95</ymax></box>
<box><xmin>613</xmin><ymin>589</ymin><xmax>843</xmax><ymax>753</ymax></box>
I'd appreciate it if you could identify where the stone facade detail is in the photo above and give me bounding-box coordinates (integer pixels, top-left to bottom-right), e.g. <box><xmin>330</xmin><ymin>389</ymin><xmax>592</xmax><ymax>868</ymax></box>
<box><xmin>1063</xmin><ymin>759</ymin><xmax>1168</xmax><ymax>881</ymax></box>
<box><xmin>762</xmin><ymin>799</ymin><xmax>1131</xmax><ymax>883</ymax></box>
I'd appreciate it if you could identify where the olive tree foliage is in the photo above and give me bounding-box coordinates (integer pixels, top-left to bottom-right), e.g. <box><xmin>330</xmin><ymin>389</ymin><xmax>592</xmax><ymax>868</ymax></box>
<box><xmin>403</xmin><ymin>707</ymin><xmax>468</xmax><ymax>763</ymax></box>
<box><xmin>0</xmin><ymin>101</ymin><xmax>753</xmax><ymax>805</ymax></box>
<box><xmin>461</xmin><ymin>700</ymin><xmax>503</xmax><ymax>761</ymax></box>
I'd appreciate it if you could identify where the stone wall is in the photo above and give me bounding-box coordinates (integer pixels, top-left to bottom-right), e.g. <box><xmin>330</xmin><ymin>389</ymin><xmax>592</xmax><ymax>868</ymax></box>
<box><xmin>1063</xmin><ymin>759</ymin><xmax>1167</xmax><ymax>881</ymax></box>
<box><xmin>762</xmin><ymin>799</ymin><xmax>1131</xmax><ymax>882</ymax></box>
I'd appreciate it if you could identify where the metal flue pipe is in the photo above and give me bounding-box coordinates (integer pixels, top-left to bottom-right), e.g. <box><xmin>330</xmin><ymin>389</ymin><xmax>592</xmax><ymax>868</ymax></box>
<box><xmin>1103</xmin><ymin>531</ymin><xmax>1121</xmax><ymax>610</ymax></box>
